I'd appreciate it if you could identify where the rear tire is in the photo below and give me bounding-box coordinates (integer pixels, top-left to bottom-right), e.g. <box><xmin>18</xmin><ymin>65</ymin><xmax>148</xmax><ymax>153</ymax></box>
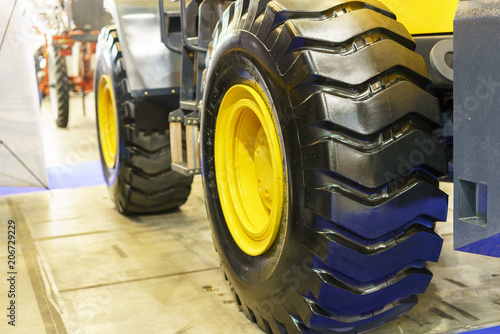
<box><xmin>47</xmin><ymin>44</ymin><xmax>69</xmax><ymax>128</ymax></box>
<box><xmin>201</xmin><ymin>1</ymin><xmax>448</xmax><ymax>333</ymax></box>
<box><xmin>95</xmin><ymin>26</ymin><xmax>193</xmax><ymax>214</ymax></box>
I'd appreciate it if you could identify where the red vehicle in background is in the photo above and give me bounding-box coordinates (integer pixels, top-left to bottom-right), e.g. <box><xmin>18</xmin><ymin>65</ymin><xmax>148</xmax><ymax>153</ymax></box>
<box><xmin>32</xmin><ymin>0</ymin><xmax>111</xmax><ymax>127</ymax></box>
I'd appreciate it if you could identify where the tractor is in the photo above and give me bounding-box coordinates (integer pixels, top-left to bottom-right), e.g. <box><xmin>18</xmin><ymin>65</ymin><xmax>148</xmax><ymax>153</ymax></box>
<box><xmin>94</xmin><ymin>0</ymin><xmax>499</xmax><ymax>332</ymax></box>
<box><xmin>32</xmin><ymin>0</ymin><xmax>111</xmax><ymax>127</ymax></box>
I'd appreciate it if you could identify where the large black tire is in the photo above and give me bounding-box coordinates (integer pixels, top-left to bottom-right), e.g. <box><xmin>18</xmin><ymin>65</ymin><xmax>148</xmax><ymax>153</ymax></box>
<box><xmin>201</xmin><ymin>1</ymin><xmax>448</xmax><ymax>333</ymax></box>
<box><xmin>47</xmin><ymin>44</ymin><xmax>69</xmax><ymax>128</ymax></box>
<box><xmin>95</xmin><ymin>26</ymin><xmax>193</xmax><ymax>214</ymax></box>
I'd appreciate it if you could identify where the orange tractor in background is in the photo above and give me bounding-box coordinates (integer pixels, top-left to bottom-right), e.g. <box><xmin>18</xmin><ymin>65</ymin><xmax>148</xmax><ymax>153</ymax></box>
<box><xmin>32</xmin><ymin>0</ymin><xmax>111</xmax><ymax>127</ymax></box>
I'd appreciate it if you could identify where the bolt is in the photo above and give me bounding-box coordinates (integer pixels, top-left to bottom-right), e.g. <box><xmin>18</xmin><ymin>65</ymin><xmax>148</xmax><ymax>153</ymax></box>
<box><xmin>189</xmin><ymin>170</ymin><xmax>194</xmax><ymax>175</ymax></box>
<box><xmin>177</xmin><ymin>117</ymin><xmax>182</xmax><ymax>121</ymax></box>
<box><xmin>171</xmin><ymin>89</ymin><xmax>176</xmax><ymax>94</ymax></box>
<box><xmin>187</xmin><ymin>120</ymin><xmax>192</xmax><ymax>125</ymax></box>
<box><xmin>144</xmin><ymin>91</ymin><xmax>149</xmax><ymax>96</ymax></box>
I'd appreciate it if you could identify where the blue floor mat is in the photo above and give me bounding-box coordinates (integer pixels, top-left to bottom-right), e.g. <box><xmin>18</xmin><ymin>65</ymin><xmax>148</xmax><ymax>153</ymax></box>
<box><xmin>0</xmin><ymin>161</ymin><xmax>105</xmax><ymax>197</ymax></box>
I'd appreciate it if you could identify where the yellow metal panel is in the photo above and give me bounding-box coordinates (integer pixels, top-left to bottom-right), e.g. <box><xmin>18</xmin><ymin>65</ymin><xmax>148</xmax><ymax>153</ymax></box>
<box><xmin>377</xmin><ymin>0</ymin><xmax>459</xmax><ymax>34</ymax></box>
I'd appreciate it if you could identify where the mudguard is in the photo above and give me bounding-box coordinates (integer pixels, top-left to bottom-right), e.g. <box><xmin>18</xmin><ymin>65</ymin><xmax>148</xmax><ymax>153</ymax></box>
<box><xmin>103</xmin><ymin>0</ymin><xmax>181</xmax><ymax>97</ymax></box>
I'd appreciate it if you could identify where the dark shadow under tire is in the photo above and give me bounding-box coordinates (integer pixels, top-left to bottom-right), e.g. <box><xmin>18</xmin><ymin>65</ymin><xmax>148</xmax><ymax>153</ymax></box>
<box><xmin>201</xmin><ymin>1</ymin><xmax>448</xmax><ymax>333</ymax></box>
<box><xmin>95</xmin><ymin>26</ymin><xmax>193</xmax><ymax>214</ymax></box>
<box><xmin>47</xmin><ymin>44</ymin><xmax>69</xmax><ymax>128</ymax></box>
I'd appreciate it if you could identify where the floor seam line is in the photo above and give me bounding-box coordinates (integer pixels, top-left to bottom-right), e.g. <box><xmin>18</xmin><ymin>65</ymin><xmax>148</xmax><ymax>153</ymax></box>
<box><xmin>34</xmin><ymin>229</ymin><xmax>117</xmax><ymax>241</ymax></box>
<box><xmin>58</xmin><ymin>266</ymin><xmax>221</xmax><ymax>293</ymax></box>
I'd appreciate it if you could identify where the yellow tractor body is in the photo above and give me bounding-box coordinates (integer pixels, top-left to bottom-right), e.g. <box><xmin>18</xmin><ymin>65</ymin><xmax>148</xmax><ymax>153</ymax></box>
<box><xmin>378</xmin><ymin>0</ymin><xmax>458</xmax><ymax>34</ymax></box>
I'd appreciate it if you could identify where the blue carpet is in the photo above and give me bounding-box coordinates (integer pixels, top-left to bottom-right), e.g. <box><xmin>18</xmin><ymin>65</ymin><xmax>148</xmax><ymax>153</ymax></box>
<box><xmin>0</xmin><ymin>161</ymin><xmax>105</xmax><ymax>197</ymax></box>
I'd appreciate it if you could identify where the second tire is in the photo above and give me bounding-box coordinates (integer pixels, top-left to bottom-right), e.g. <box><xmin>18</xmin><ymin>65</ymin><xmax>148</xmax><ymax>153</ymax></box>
<box><xmin>95</xmin><ymin>26</ymin><xmax>193</xmax><ymax>214</ymax></box>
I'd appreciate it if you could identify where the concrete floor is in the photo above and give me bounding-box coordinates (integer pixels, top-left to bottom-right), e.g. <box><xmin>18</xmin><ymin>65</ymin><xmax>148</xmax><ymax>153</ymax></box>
<box><xmin>0</xmin><ymin>94</ymin><xmax>499</xmax><ymax>333</ymax></box>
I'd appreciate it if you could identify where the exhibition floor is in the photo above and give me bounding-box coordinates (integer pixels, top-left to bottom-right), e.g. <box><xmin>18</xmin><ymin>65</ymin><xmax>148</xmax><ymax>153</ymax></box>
<box><xmin>0</xmin><ymin>95</ymin><xmax>499</xmax><ymax>333</ymax></box>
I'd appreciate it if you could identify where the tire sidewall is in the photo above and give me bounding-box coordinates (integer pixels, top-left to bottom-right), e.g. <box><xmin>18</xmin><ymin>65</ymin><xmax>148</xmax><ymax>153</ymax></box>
<box><xmin>94</xmin><ymin>31</ymin><xmax>126</xmax><ymax>201</ymax></box>
<box><xmin>201</xmin><ymin>31</ymin><xmax>305</xmax><ymax>316</ymax></box>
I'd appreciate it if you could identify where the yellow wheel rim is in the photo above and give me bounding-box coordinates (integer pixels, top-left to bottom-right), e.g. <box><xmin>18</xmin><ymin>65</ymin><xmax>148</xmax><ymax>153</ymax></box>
<box><xmin>215</xmin><ymin>84</ymin><xmax>285</xmax><ymax>256</ymax></box>
<box><xmin>97</xmin><ymin>74</ymin><xmax>118</xmax><ymax>169</ymax></box>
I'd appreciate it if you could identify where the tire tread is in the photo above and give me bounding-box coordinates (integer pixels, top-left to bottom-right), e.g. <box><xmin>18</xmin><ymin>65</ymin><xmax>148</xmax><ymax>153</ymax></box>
<box><xmin>96</xmin><ymin>26</ymin><xmax>193</xmax><ymax>214</ymax></box>
<box><xmin>206</xmin><ymin>1</ymin><xmax>447</xmax><ymax>332</ymax></box>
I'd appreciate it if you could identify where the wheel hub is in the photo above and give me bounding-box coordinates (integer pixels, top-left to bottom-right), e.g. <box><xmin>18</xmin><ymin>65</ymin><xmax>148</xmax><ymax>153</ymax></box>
<box><xmin>215</xmin><ymin>84</ymin><xmax>285</xmax><ymax>256</ymax></box>
<box><xmin>97</xmin><ymin>75</ymin><xmax>118</xmax><ymax>169</ymax></box>
<box><xmin>254</xmin><ymin>127</ymin><xmax>274</xmax><ymax>211</ymax></box>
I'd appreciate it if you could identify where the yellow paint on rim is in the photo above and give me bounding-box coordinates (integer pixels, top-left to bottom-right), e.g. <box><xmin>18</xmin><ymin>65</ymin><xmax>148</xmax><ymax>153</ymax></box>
<box><xmin>97</xmin><ymin>74</ymin><xmax>118</xmax><ymax>169</ymax></box>
<box><xmin>377</xmin><ymin>0</ymin><xmax>459</xmax><ymax>34</ymax></box>
<box><xmin>215</xmin><ymin>84</ymin><xmax>285</xmax><ymax>256</ymax></box>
